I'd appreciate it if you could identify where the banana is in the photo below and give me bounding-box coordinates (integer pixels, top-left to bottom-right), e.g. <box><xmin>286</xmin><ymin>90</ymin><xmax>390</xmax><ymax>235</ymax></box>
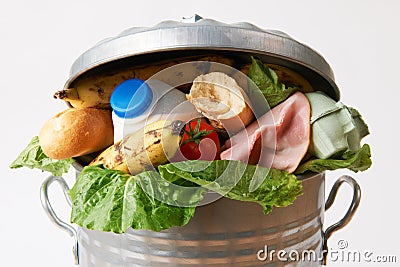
<box><xmin>53</xmin><ymin>55</ymin><xmax>234</xmax><ymax>109</ymax></box>
<box><xmin>90</xmin><ymin>120</ymin><xmax>185</xmax><ymax>175</ymax></box>
<box><xmin>53</xmin><ymin>68</ymin><xmax>136</xmax><ymax>108</ymax></box>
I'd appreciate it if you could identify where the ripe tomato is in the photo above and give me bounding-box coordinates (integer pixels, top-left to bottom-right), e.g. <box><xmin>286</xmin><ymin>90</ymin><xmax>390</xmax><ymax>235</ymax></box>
<box><xmin>171</xmin><ymin>119</ymin><xmax>220</xmax><ymax>161</ymax></box>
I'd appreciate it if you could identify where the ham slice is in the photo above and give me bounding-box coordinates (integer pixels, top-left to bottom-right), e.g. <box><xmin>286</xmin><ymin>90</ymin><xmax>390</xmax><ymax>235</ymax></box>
<box><xmin>220</xmin><ymin>92</ymin><xmax>310</xmax><ymax>173</ymax></box>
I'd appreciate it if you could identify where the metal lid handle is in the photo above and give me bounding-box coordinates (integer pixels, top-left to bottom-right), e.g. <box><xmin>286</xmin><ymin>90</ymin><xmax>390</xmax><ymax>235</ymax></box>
<box><xmin>322</xmin><ymin>175</ymin><xmax>361</xmax><ymax>264</ymax></box>
<box><xmin>181</xmin><ymin>14</ymin><xmax>203</xmax><ymax>23</ymax></box>
<box><xmin>40</xmin><ymin>175</ymin><xmax>79</xmax><ymax>265</ymax></box>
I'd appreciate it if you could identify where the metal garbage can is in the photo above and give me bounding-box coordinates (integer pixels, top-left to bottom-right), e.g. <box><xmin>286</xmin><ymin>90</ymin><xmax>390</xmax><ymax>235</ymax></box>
<box><xmin>40</xmin><ymin>15</ymin><xmax>361</xmax><ymax>266</ymax></box>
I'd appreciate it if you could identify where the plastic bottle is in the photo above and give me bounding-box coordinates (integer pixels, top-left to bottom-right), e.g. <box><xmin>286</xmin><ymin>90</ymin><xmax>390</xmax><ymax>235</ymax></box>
<box><xmin>110</xmin><ymin>78</ymin><xmax>199</xmax><ymax>142</ymax></box>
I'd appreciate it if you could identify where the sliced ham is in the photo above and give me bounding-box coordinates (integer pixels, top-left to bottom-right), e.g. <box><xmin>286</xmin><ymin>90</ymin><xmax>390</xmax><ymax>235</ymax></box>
<box><xmin>220</xmin><ymin>92</ymin><xmax>311</xmax><ymax>173</ymax></box>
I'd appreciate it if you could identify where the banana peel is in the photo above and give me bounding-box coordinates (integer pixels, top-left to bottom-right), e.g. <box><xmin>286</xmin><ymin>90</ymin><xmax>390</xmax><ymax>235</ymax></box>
<box><xmin>54</xmin><ymin>55</ymin><xmax>234</xmax><ymax>109</ymax></box>
<box><xmin>90</xmin><ymin>120</ymin><xmax>184</xmax><ymax>175</ymax></box>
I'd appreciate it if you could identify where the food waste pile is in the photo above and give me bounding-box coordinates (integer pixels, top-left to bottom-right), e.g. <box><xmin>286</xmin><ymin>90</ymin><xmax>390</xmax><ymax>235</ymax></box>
<box><xmin>10</xmin><ymin>55</ymin><xmax>371</xmax><ymax>233</ymax></box>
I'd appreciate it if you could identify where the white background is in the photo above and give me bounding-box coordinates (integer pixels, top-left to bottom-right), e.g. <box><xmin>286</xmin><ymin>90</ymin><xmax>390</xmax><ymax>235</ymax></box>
<box><xmin>1</xmin><ymin>1</ymin><xmax>399</xmax><ymax>266</ymax></box>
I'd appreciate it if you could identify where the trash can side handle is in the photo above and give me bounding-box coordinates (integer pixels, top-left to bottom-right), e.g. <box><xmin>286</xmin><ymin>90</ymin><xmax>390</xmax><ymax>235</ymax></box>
<box><xmin>322</xmin><ymin>175</ymin><xmax>361</xmax><ymax>264</ymax></box>
<box><xmin>40</xmin><ymin>175</ymin><xmax>79</xmax><ymax>265</ymax></box>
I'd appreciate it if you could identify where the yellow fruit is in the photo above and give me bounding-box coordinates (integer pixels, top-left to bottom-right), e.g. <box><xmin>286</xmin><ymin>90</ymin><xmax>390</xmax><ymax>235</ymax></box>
<box><xmin>90</xmin><ymin>120</ymin><xmax>184</xmax><ymax>175</ymax></box>
<box><xmin>53</xmin><ymin>55</ymin><xmax>234</xmax><ymax>108</ymax></box>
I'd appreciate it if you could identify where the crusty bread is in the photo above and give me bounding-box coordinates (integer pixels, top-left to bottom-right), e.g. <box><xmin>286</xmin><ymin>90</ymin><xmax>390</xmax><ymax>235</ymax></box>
<box><xmin>187</xmin><ymin>72</ymin><xmax>254</xmax><ymax>134</ymax></box>
<box><xmin>39</xmin><ymin>108</ymin><xmax>114</xmax><ymax>159</ymax></box>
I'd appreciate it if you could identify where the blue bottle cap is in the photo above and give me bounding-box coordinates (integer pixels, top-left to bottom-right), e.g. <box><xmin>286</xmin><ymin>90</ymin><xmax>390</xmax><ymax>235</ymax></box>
<box><xmin>110</xmin><ymin>78</ymin><xmax>153</xmax><ymax>118</ymax></box>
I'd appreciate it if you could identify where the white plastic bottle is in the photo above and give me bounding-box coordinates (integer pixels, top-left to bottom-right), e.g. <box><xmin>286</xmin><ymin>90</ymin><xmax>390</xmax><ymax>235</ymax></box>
<box><xmin>110</xmin><ymin>78</ymin><xmax>200</xmax><ymax>142</ymax></box>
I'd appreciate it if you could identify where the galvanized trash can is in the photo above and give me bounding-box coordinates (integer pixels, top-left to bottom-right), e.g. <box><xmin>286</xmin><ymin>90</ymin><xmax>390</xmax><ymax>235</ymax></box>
<box><xmin>40</xmin><ymin>16</ymin><xmax>361</xmax><ymax>266</ymax></box>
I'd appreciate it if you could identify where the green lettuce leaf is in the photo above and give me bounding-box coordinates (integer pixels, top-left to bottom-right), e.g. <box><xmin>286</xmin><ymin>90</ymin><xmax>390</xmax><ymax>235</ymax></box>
<box><xmin>69</xmin><ymin>165</ymin><xmax>206</xmax><ymax>233</ymax></box>
<box><xmin>9</xmin><ymin>136</ymin><xmax>73</xmax><ymax>176</ymax></box>
<box><xmin>69</xmin><ymin>161</ymin><xmax>303</xmax><ymax>233</ymax></box>
<box><xmin>295</xmin><ymin>144</ymin><xmax>372</xmax><ymax>174</ymax></box>
<box><xmin>248</xmin><ymin>56</ymin><xmax>297</xmax><ymax>108</ymax></box>
<box><xmin>159</xmin><ymin>160</ymin><xmax>303</xmax><ymax>214</ymax></box>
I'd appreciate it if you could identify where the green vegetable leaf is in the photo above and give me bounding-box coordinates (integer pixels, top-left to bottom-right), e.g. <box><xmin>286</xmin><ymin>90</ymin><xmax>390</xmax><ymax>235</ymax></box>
<box><xmin>69</xmin><ymin>165</ymin><xmax>206</xmax><ymax>233</ymax></box>
<box><xmin>248</xmin><ymin>56</ymin><xmax>297</xmax><ymax>108</ymax></box>
<box><xmin>295</xmin><ymin>144</ymin><xmax>372</xmax><ymax>174</ymax></box>
<box><xmin>9</xmin><ymin>136</ymin><xmax>73</xmax><ymax>176</ymax></box>
<box><xmin>69</xmin><ymin>161</ymin><xmax>303</xmax><ymax>233</ymax></box>
<box><xmin>159</xmin><ymin>160</ymin><xmax>303</xmax><ymax>214</ymax></box>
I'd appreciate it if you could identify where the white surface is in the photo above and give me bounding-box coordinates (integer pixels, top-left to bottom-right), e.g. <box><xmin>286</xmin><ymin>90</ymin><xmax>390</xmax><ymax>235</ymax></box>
<box><xmin>1</xmin><ymin>1</ymin><xmax>399</xmax><ymax>266</ymax></box>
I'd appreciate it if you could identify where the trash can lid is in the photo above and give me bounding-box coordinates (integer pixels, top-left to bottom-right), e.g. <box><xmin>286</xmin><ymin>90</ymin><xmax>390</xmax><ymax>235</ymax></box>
<box><xmin>65</xmin><ymin>15</ymin><xmax>340</xmax><ymax>100</ymax></box>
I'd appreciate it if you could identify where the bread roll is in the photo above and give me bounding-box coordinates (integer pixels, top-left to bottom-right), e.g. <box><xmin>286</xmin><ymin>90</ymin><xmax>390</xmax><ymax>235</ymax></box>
<box><xmin>187</xmin><ymin>72</ymin><xmax>254</xmax><ymax>134</ymax></box>
<box><xmin>39</xmin><ymin>108</ymin><xmax>114</xmax><ymax>159</ymax></box>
